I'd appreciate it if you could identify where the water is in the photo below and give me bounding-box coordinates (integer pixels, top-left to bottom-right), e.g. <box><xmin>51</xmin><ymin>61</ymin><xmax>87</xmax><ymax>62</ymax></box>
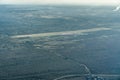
<box><xmin>0</xmin><ymin>5</ymin><xmax>120</xmax><ymax>80</ymax></box>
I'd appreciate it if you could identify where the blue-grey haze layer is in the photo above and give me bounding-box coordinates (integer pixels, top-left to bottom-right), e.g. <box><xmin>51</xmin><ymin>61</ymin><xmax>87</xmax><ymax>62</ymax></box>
<box><xmin>0</xmin><ymin>5</ymin><xmax>120</xmax><ymax>80</ymax></box>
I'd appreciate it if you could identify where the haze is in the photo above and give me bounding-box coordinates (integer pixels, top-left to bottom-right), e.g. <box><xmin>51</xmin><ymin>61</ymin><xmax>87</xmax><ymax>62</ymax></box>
<box><xmin>0</xmin><ymin>0</ymin><xmax>119</xmax><ymax>5</ymax></box>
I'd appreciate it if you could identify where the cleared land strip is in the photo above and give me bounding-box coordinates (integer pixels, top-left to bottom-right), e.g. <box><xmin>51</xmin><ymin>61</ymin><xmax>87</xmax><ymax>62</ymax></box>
<box><xmin>11</xmin><ymin>27</ymin><xmax>111</xmax><ymax>39</ymax></box>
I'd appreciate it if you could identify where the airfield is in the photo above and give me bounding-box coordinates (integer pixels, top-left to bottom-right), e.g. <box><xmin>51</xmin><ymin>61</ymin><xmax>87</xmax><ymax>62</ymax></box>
<box><xmin>0</xmin><ymin>5</ymin><xmax>120</xmax><ymax>80</ymax></box>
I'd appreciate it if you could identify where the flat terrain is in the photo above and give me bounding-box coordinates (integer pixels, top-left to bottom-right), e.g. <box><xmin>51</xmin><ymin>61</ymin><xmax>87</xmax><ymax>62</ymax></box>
<box><xmin>0</xmin><ymin>5</ymin><xmax>120</xmax><ymax>80</ymax></box>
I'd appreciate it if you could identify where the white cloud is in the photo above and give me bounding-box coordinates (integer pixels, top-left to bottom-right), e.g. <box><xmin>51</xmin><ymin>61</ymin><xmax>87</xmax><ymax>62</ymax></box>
<box><xmin>0</xmin><ymin>0</ymin><xmax>119</xmax><ymax>5</ymax></box>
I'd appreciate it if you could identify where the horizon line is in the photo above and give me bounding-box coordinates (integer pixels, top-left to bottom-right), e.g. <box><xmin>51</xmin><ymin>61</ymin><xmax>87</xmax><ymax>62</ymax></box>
<box><xmin>0</xmin><ymin>3</ymin><xmax>118</xmax><ymax>6</ymax></box>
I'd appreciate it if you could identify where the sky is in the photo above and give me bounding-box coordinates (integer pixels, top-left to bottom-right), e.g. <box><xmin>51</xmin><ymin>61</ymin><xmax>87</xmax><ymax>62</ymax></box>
<box><xmin>0</xmin><ymin>0</ymin><xmax>119</xmax><ymax>5</ymax></box>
